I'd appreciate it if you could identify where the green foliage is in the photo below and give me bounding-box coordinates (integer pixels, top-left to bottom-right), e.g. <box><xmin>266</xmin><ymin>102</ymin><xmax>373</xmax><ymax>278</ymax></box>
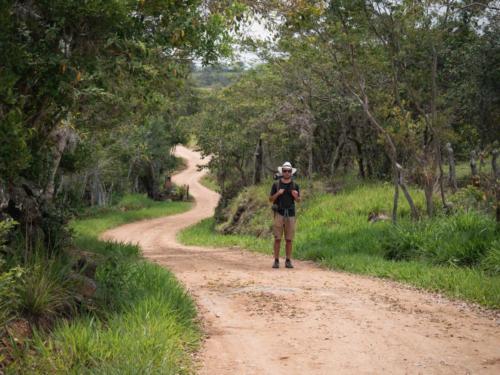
<box><xmin>0</xmin><ymin>110</ymin><xmax>30</xmax><ymax>179</ymax></box>
<box><xmin>0</xmin><ymin>260</ymin><xmax>24</xmax><ymax>329</ymax></box>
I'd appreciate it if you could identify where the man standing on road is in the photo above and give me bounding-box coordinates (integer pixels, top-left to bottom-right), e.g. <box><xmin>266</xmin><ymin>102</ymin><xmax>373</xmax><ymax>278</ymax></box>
<box><xmin>269</xmin><ymin>162</ymin><xmax>300</xmax><ymax>269</ymax></box>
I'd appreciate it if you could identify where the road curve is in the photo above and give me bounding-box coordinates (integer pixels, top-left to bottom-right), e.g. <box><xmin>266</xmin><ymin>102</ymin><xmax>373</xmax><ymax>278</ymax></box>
<box><xmin>102</xmin><ymin>145</ymin><xmax>500</xmax><ymax>375</ymax></box>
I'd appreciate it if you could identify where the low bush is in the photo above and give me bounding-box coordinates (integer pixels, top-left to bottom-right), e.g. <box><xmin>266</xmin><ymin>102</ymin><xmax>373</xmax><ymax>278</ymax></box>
<box><xmin>0</xmin><ymin>260</ymin><xmax>23</xmax><ymax>329</ymax></box>
<box><xmin>383</xmin><ymin>212</ymin><xmax>497</xmax><ymax>267</ymax></box>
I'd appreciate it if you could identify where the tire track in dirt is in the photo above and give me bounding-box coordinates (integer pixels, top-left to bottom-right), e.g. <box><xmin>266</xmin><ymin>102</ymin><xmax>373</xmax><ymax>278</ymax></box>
<box><xmin>102</xmin><ymin>145</ymin><xmax>500</xmax><ymax>374</ymax></box>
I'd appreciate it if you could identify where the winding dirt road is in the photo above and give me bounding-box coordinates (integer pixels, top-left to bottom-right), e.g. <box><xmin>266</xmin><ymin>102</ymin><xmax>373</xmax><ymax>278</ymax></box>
<box><xmin>102</xmin><ymin>146</ymin><xmax>500</xmax><ymax>374</ymax></box>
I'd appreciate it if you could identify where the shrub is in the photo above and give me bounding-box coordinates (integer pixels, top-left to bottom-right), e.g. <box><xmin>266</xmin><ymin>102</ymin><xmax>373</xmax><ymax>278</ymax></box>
<box><xmin>93</xmin><ymin>254</ymin><xmax>138</xmax><ymax>313</ymax></box>
<box><xmin>481</xmin><ymin>240</ymin><xmax>500</xmax><ymax>276</ymax></box>
<box><xmin>383</xmin><ymin>212</ymin><xmax>497</xmax><ymax>267</ymax></box>
<box><xmin>449</xmin><ymin>185</ymin><xmax>489</xmax><ymax>212</ymax></box>
<box><xmin>18</xmin><ymin>255</ymin><xmax>78</xmax><ymax>325</ymax></box>
<box><xmin>383</xmin><ymin>225</ymin><xmax>424</xmax><ymax>261</ymax></box>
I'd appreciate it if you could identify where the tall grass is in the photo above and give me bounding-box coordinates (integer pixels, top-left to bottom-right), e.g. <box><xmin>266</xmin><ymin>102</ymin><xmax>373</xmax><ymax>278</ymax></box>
<box><xmin>180</xmin><ymin>183</ymin><xmax>500</xmax><ymax>308</ymax></box>
<box><xmin>18</xmin><ymin>263</ymin><xmax>199</xmax><ymax>374</ymax></box>
<box><xmin>7</xmin><ymin>194</ymin><xmax>199</xmax><ymax>374</ymax></box>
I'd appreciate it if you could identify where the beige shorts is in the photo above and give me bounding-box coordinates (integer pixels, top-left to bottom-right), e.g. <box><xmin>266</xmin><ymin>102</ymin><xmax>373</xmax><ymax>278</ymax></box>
<box><xmin>273</xmin><ymin>213</ymin><xmax>296</xmax><ymax>241</ymax></box>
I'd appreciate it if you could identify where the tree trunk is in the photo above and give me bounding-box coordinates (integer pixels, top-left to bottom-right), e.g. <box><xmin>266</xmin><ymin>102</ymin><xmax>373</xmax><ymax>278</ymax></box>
<box><xmin>90</xmin><ymin>170</ymin><xmax>107</xmax><ymax>207</ymax></box>
<box><xmin>43</xmin><ymin>122</ymin><xmax>77</xmax><ymax>201</ymax></box>
<box><xmin>446</xmin><ymin>143</ymin><xmax>458</xmax><ymax>193</ymax></box>
<box><xmin>146</xmin><ymin>162</ymin><xmax>159</xmax><ymax>200</ymax></box>
<box><xmin>350</xmin><ymin>135</ymin><xmax>366</xmax><ymax>178</ymax></box>
<box><xmin>253</xmin><ymin>138</ymin><xmax>263</xmax><ymax>185</ymax></box>
<box><xmin>396</xmin><ymin>164</ymin><xmax>419</xmax><ymax>220</ymax></box>
<box><xmin>330</xmin><ymin>130</ymin><xmax>346</xmax><ymax>176</ymax></box>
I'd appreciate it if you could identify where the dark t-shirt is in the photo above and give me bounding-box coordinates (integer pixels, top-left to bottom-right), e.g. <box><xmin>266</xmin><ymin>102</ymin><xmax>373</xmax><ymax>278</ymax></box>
<box><xmin>270</xmin><ymin>180</ymin><xmax>300</xmax><ymax>217</ymax></box>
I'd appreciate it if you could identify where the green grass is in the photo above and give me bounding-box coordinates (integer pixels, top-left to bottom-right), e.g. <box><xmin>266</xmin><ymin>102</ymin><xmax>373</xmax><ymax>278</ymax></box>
<box><xmin>199</xmin><ymin>174</ymin><xmax>220</xmax><ymax>192</ymax></box>
<box><xmin>8</xmin><ymin>194</ymin><xmax>199</xmax><ymax>374</ymax></box>
<box><xmin>179</xmin><ymin>183</ymin><xmax>500</xmax><ymax>309</ymax></box>
<box><xmin>455</xmin><ymin>157</ymin><xmax>493</xmax><ymax>181</ymax></box>
<box><xmin>15</xmin><ymin>263</ymin><xmax>200</xmax><ymax>374</ymax></box>
<box><xmin>72</xmin><ymin>195</ymin><xmax>191</xmax><ymax>239</ymax></box>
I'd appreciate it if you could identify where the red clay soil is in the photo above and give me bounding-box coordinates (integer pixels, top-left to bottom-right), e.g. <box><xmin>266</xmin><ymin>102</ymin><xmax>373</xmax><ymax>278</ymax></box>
<box><xmin>102</xmin><ymin>145</ymin><xmax>500</xmax><ymax>375</ymax></box>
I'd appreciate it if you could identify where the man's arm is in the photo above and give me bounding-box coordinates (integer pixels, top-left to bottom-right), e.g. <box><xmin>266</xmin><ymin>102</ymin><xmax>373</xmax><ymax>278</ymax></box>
<box><xmin>269</xmin><ymin>189</ymin><xmax>285</xmax><ymax>203</ymax></box>
<box><xmin>291</xmin><ymin>185</ymin><xmax>301</xmax><ymax>202</ymax></box>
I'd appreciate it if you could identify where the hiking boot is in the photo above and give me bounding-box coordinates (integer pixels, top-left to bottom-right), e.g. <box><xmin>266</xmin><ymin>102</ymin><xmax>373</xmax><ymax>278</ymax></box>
<box><xmin>285</xmin><ymin>259</ymin><xmax>294</xmax><ymax>268</ymax></box>
<box><xmin>272</xmin><ymin>259</ymin><xmax>280</xmax><ymax>268</ymax></box>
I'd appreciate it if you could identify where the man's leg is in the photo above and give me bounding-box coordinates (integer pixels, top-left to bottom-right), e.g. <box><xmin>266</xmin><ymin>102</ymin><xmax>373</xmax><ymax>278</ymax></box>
<box><xmin>285</xmin><ymin>239</ymin><xmax>292</xmax><ymax>259</ymax></box>
<box><xmin>273</xmin><ymin>214</ymin><xmax>284</xmax><ymax>263</ymax></box>
<box><xmin>274</xmin><ymin>239</ymin><xmax>281</xmax><ymax>259</ymax></box>
<box><xmin>284</xmin><ymin>217</ymin><xmax>295</xmax><ymax>268</ymax></box>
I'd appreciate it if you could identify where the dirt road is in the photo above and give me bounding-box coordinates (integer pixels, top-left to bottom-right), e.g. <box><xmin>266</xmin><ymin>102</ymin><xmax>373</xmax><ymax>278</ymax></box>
<box><xmin>102</xmin><ymin>145</ymin><xmax>500</xmax><ymax>374</ymax></box>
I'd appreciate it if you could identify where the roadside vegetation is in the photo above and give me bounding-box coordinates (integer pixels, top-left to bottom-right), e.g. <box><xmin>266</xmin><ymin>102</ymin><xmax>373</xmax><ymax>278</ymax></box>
<box><xmin>2</xmin><ymin>195</ymin><xmax>199</xmax><ymax>373</ymax></box>
<box><xmin>180</xmin><ymin>179</ymin><xmax>500</xmax><ymax>309</ymax></box>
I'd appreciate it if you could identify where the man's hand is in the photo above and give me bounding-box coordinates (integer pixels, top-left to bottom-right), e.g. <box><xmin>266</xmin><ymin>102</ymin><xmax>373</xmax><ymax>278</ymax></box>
<box><xmin>291</xmin><ymin>190</ymin><xmax>300</xmax><ymax>200</ymax></box>
<box><xmin>269</xmin><ymin>188</ymin><xmax>286</xmax><ymax>203</ymax></box>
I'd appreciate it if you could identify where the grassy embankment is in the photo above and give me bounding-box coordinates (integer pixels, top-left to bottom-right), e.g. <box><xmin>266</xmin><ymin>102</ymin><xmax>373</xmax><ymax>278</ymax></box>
<box><xmin>180</xmin><ymin>179</ymin><xmax>500</xmax><ymax>309</ymax></box>
<box><xmin>9</xmin><ymin>194</ymin><xmax>200</xmax><ymax>374</ymax></box>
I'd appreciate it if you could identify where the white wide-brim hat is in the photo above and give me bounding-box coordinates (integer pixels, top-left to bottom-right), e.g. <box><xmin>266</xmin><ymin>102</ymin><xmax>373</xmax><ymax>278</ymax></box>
<box><xmin>277</xmin><ymin>161</ymin><xmax>297</xmax><ymax>175</ymax></box>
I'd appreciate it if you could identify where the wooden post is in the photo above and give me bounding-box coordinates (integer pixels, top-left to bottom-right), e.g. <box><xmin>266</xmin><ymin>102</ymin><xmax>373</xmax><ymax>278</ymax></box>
<box><xmin>470</xmin><ymin>150</ymin><xmax>479</xmax><ymax>187</ymax></box>
<box><xmin>492</xmin><ymin>149</ymin><xmax>499</xmax><ymax>224</ymax></box>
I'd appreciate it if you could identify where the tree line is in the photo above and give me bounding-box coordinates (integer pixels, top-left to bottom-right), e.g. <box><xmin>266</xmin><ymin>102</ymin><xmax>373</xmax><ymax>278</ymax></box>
<box><xmin>190</xmin><ymin>0</ymin><xmax>499</xmax><ymax>222</ymax></box>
